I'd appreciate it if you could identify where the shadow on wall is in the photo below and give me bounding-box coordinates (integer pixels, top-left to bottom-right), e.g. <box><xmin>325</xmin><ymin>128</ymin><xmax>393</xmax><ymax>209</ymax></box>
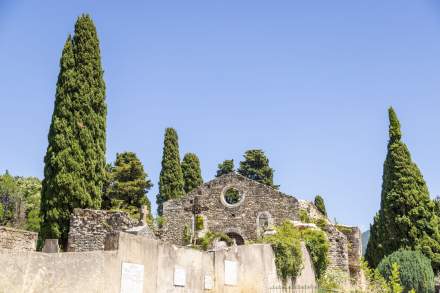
<box><xmin>0</xmin><ymin>231</ymin><xmax>316</xmax><ymax>292</ymax></box>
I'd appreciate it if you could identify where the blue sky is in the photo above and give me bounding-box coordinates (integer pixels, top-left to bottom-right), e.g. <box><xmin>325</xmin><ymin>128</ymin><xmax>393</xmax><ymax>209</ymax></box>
<box><xmin>1</xmin><ymin>1</ymin><xmax>440</xmax><ymax>231</ymax></box>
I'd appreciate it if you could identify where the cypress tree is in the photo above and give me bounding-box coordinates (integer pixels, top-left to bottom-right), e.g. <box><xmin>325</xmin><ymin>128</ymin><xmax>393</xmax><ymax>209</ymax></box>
<box><xmin>181</xmin><ymin>153</ymin><xmax>203</xmax><ymax>193</ymax></box>
<box><xmin>238</xmin><ymin>149</ymin><xmax>278</xmax><ymax>189</ymax></box>
<box><xmin>72</xmin><ymin>15</ymin><xmax>107</xmax><ymax>209</ymax></box>
<box><xmin>365</xmin><ymin>108</ymin><xmax>440</xmax><ymax>272</ymax></box>
<box><xmin>314</xmin><ymin>195</ymin><xmax>327</xmax><ymax>216</ymax></box>
<box><xmin>107</xmin><ymin>152</ymin><xmax>152</xmax><ymax>220</ymax></box>
<box><xmin>215</xmin><ymin>159</ymin><xmax>234</xmax><ymax>177</ymax></box>
<box><xmin>156</xmin><ymin>128</ymin><xmax>184</xmax><ymax>215</ymax></box>
<box><xmin>40</xmin><ymin>15</ymin><xmax>107</xmax><ymax>248</ymax></box>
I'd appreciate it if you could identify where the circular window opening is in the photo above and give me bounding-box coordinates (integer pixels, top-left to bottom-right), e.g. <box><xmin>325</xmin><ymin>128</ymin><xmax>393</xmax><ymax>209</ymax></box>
<box><xmin>224</xmin><ymin>188</ymin><xmax>242</xmax><ymax>205</ymax></box>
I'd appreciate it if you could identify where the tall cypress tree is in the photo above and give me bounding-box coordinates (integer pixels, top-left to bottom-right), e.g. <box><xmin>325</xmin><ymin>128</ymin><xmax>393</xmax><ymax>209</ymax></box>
<box><xmin>72</xmin><ymin>14</ymin><xmax>107</xmax><ymax>209</ymax></box>
<box><xmin>215</xmin><ymin>159</ymin><xmax>234</xmax><ymax>177</ymax></box>
<box><xmin>365</xmin><ymin>108</ymin><xmax>440</xmax><ymax>272</ymax></box>
<box><xmin>40</xmin><ymin>15</ymin><xmax>106</xmax><ymax>248</ymax></box>
<box><xmin>238</xmin><ymin>149</ymin><xmax>278</xmax><ymax>189</ymax></box>
<box><xmin>156</xmin><ymin>128</ymin><xmax>184</xmax><ymax>215</ymax></box>
<box><xmin>181</xmin><ymin>153</ymin><xmax>203</xmax><ymax>193</ymax></box>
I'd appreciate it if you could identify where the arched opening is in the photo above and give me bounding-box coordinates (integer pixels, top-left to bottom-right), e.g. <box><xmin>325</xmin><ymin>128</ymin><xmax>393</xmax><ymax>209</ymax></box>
<box><xmin>226</xmin><ymin>232</ymin><xmax>245</xmax><ymax>245</ymax></box>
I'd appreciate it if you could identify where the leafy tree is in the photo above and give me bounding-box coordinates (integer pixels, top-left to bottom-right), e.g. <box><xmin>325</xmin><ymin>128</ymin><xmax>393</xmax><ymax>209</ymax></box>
<box><xmin>378</xmin><ymin>250</ymin><xmax>434</xmax><ymax>293</ymax></box>
<box><xmin>181</xmin><ymin>153</ymin><xmax>203</xmax><ymax>193</ymax></box>
<box><xmin>365</xmin><ymin>108</ymin><xmax>440</xmax><ymax>272</ymax></box>
<box><xmin>107</xmin><ymin>152</ymin><xmax>152</xmax><ymax>220</ymax></box>
<box><xmin>215</xmin><ymin>159</ymin><xmax>234</xmax><ymax>177</ymax></box>
<box><xmin>156</xmin><ymin>128</ymin><xmax>184</xmax><ymax>215</ymax></box>
<box><xmin>238</xmin><ymin>149</ymin><xmax>278</xmax><ymax>189</ymax></box>
<box><xmin>0</xmin><ymin>172</ymin><xmax>41</xmax><ymax>232</ymax></box>
<box><xmin>40</xmin><ymin>15</ymin><xmax>107</xmax><ymax>248</ymax></box>
<box><xmin>314</xmin><ymin>195</ymin><xmax>327</xmax><ymax>216</ymax></box>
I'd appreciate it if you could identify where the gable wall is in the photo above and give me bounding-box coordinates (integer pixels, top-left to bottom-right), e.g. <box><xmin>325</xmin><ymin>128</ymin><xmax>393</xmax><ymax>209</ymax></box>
<box><xmin>161</xmin><ymin>173</ymin><xmax>299</xmax><ymax>245</ymax></box>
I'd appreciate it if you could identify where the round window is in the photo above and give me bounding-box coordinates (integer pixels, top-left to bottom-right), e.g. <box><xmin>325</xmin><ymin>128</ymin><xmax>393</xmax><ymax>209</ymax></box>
<box><xmin>222</xmin><ymin>187</ymin><xmax>243</xmax><ymax>206</ymax></box>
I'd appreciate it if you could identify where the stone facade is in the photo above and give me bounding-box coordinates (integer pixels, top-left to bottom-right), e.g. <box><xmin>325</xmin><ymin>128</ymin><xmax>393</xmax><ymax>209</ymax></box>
<box><xmin>67</xmin><ymin>208</ymin><xmax>136</xmax><ymax>252</ymax></box>
<box><xmin>0</xmin><ymin>226</ymin><xmax>38</xmax><ymax>251</ymax></box>
<box><xmin>162</xmin><ymin>172</ymin><xmax>361</xmax><ymax>281</ymax></box>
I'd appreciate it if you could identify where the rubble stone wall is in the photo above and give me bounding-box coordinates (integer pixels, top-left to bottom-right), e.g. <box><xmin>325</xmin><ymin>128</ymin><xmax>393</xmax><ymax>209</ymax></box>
<box><xmin>67</xmin><ymin>208</ymin><xmax>136</xmax><ymax>252</ymax></box>
<box><xmin>0</xmin><ymin>226</ymin><xmax>37</xmax><ymax>251</ymax></box>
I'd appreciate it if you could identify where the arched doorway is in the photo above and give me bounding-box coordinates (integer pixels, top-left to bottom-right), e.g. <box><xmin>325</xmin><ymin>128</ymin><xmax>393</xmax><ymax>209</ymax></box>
<box><xmin>226</xmin><ymin>232</ymin><xmax>245</xmax><ymax>245</ymax></box>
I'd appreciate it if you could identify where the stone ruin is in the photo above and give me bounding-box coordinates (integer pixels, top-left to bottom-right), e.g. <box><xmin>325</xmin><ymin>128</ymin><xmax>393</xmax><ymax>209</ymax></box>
<box><xmin>161</xmin><ymin>172</ymin><xmax>362</xmax><ymax>283</ymax></box>
<box><xmin>0</xmin><ymin>172</ymin><xmax>363</xmax><ymax>291</ymax></box>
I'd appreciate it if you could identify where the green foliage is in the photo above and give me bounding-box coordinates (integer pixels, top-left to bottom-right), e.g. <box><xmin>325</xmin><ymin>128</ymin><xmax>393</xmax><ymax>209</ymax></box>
<box><xmin>224</xmin><ymin>188</ymin><xmax>240</xmax><ymax>204</ymax></box>
<box><xmin>359</xmin><ymin>259</ymin><xmax>390</xmax><ymax>293</ymax></box>
<box><xmin>313</xmin><ymin>218</ymin><xmax>328</xmax><ymax>230</ymax></box>
<box><xmin>195</xmin><ymin>215</ymin><xmax>204</xmax><ymax>231</ymax></box>
<box><xmin>298</xmin><ymin>209</ymin><xmax>311</xmax><ymax>223</ymax></box>
<box><xmin>106</xmin><ymin>152</ymin><xmax>152</xmax><ymax>221</ymax></box>
<box><xmin>335</xmin><ymin>225</ymin><xmax>352</xmax><ymax>235</ymax></box>
<box><xmin>181</xmin><ymin>153</ymin><xmax>203</xmax><ymax>193</ymax></box>
<box><xmin>314</xmin><ymin>195</ymin><xmax>327</xmax><ymax>216</ymax></box>
<box><xmin>366</xmin><ymin>108</ymin><xmax>440</xmax><ymax>272</ymax></box>
<box><xmin>300</xmin><ymin>229</ymin><xmax>329</xmax><ymax>279</ymax></box>
<box><xmin>261</xmin><ymin>221</ymin><xmax>303</xmax><ymax>281</ymax></box>
<box><xmin>389</xmin><ymin>263</ymin><xmax>403</xmax><ymax>293</ymax></box>
<box><xmin>318</xmin><ymin>268</ymin><xmax>349</xmax><ymax>291</ymax></box>
<box><xmin>183</xmin><ymin>225</ymin><xmax>191</xmax><ymax>245</ymax></box>
<box><xmin>238</xmin><ymin>149</ymin><xmax>278</xmax><ymax>189</ymax></box>
<box><xmin>40</xmin><ymin>14</ymin><xmax>107</xmax><ymax>248</ymax></box>
<box><xmin>0</xmin><ymin>172</ymin><xmax>41</xmax><ymax>232</ymax></box>
<box><xmin>156</xmin><ymin>128</ymin><xmax>185</xmax><ymax>215</ymax></box>
<box><xmin>215</xmin><ymin>159</ymin><xmax>234</xmax><ymax>177</ymax></box>
<box><xmin>196</xmin><ymin>231</ymin><xmax>233</xmax><ymax>250</ymax></box>
<box><xmin>378</xmin><ymin>250</ymin><xmax>435</xmax><ymax>293</ymax></box>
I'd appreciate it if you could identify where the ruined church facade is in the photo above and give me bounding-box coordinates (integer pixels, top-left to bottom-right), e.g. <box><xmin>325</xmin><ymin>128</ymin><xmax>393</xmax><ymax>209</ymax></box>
<box><xmin>161</xmin><ymin>172</ymin><xmax>362</xmax><ymax>281</ymax></box>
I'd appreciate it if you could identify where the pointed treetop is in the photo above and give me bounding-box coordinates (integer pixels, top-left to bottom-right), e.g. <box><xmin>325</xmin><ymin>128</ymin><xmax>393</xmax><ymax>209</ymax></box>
<box><xmin>388</xmin><ymin>107</ymin><xmax>401</xmax><ymax>142</ymax></box>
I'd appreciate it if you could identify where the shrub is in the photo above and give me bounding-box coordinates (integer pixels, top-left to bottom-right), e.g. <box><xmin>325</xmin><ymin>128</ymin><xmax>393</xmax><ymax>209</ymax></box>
<box><xmin>301</xmin><ymin>229</ymin><xmax>329</xmax><ymax>279</ymax></box>
<box><xmin>298</xmin><ymin>209</ymin><xmax>311</xmax><ymax>223</ymax></box>
<box><xmin>318</xmin><ymin>268</ymin><xmax>349</xmax><ymax>290</ymax></box>
<box><xmin>314</xmin><ymin>195</ymin><xmax>327</xmax><ymax>216</ymax></box>
<box><xmin>378</xmin><ymin>250</ymin><xmax>434</xmax><ymax>293</ymax></box>
<box><xmin>196</xmin><ymin>231</ymin><xmax>233</xmax><ymax>250</ymax></box>
<box><xmin>195</xmin><ymin>215</ymin><xmax>204</xmax><ymax>230</ymax></box>
<box><xmin>261</xmin><ymin>221</ymin><xmax>303</xmax><ymax>281</ymax></box>
<box><xmin>183</xmin><ymin>225</ymin><xmax>191</xmax><ymax>245</ymax></box>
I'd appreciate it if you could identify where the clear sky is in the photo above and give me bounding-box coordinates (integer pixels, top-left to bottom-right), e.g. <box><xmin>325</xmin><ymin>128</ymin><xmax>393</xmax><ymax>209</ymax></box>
<box><xmin>1</xmin><ymin>1</ymin><xmax>440</xmax><ymax>231</ymax></box>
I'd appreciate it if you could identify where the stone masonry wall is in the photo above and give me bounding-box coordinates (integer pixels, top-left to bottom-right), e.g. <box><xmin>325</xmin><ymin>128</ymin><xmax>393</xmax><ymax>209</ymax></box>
<box><xmin>338</xmin><ymin>225</ymin><xmax>363</xmax><ymax>284</ymax></box>
<box><xmin>67</xmin><ymin>208</ymin><xmax>136</xmax><ymax>252</ymax></box>
<box><xmin>0</xmin><ymin>226</ymin><xmax>38</xmax><ymax>251</ymax></box>
<box><xmin>162</xmin><ymin>173</ymin><xmax>299</xmax><ymax>245</ymax></box>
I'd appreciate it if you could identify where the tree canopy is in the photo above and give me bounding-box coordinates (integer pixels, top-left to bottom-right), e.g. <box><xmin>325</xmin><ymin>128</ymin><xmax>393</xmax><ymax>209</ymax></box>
<box><xmin>156</xmin><ymin>128</ymin><xmax>185</xmax><ymax>215</ymax></box>
<box><xmin>238</xmin><ymin>149</ymin><xmax>278</xmax><ymax>189</ymax></box>
<box><xmin>182</xmin><ymin>153</ymin><xmax>203</xmax><ymax>193</ymax></box>
<box><xmin>365</xmin><ymin>108</ymin><xmax>440</xmax><ymax>272</ymax></box>
<box><xmin>215</xmin><ymin>159</ymin><xmax>234</xmax><ymax>177</ymax></box>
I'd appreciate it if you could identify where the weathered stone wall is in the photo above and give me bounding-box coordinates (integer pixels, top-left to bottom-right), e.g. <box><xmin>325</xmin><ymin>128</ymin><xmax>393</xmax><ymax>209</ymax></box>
<box><xmin>0</xmin><ymin>226</ymin><xmax>38</xmax><ymax>251</ymax></box>
<box><xmin>0</xmin><ymin>232</ymin><xmax>316</xmax><ymax>293</ymax></box>
<box><xmin>162</xmin><ymin>173</ymin><xmax>299</xmax><ymax>245</ymax></box>
<box><xmin>338</xmin><ymin>225</ymin><xmax>362</xmax><ymax>284</ymax></box>
<box><xmin>67</xmin><ymin>208</ymin><xmax>136</xmax><ymax>252</ymax></box>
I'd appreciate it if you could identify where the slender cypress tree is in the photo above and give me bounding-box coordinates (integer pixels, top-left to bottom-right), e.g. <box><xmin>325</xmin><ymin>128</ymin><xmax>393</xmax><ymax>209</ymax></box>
<box><xmin>181</xmin><ymin>153</ymin><xmax>203</xmax><ymax>193</ymax></box>
<box><xmin>215</xmin><ymin>159</ymin><xmax>234</xmax><ymax>177</ymax></box>
<box><xmin>40</xmin><ymin>15</ymin><xmax>107</xmax><ymax>248</ymax></box>
<box><xmin>238</xmin><ymin>149</ymin><xmax>279</xmax><ymax>189</ymax></box>
<box><xmin>314</xmin><ymin>195</ymin><xmax>327</xmax><ymax>216</ymax></box>
<box><xmin>40</xmin><ymin>36</ymin><xmax>81</xmax><ymax>246</ymax></box>
<box><xmin>365</xmin><ymin>108</ymin><xmax>440</xmax><ymax>272</ymax></box>
<box><xmin>156</xmin><ymin>128</ymin><xmax>184</xmax><ymax>215</ymax></box>
<box><xmin>72</xmin><ymin>15</ymin><xmax>107</xmax><ymax>209</ymax></box>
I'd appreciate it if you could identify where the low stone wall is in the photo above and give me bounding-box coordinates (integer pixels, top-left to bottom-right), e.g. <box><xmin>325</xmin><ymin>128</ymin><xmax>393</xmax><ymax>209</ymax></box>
<box><xmin>0</xmin><ymin>226</ymin><xmax>38</xmax><ymax>251</ymax></box>
<box><xmin>0</xmin><ymin>232</ymin><xmax>317</xmax><ymax>293</ymax></box>
<box><xmin>67</xmin><ymin>208</ymin><xmax>136</xmax><ymax>252</ymax></box>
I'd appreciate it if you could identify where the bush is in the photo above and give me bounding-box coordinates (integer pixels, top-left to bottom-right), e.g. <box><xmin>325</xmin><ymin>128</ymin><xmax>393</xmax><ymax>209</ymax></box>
<box><xmin>378</xmin><ymin>250</ymin><xmax>434</xmax><ymax>293</ymax></box>
<box><xmin>196</xmin><ymin>231</ymin><xmax>233</xmax><ymax>250</ymax></box>
<box><xmin>195</xmin><ymin>215</ymin><xmax>204</xmax><ymax>230</ymax></box>
<box><xmin>314</xmin><ymin>195</ymin><xmax>327</xmax><ymax>216</ymax></box>
<box><xmin>301</xmin><ymin>229</ymin><xmax>329</xmax><ymax>279</ymax></box>
<box><xmin>262</xmin><ymin>221</ymin><xmax>303</xmax><ymax>281</ymax></box>
<box><xmin>298</xmin><ymin>209</ymin><xmax>311</xmax><ymax>223</ymax></box>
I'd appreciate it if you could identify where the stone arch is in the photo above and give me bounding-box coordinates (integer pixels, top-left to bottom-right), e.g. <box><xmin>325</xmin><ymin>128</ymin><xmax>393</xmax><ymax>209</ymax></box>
<box><xmin>224</xmin><ymin>227</ymin><xmax>245</xmax><ymax>245</ymax></box>
<box><xmin>256</xmin><ymin>211</ymin><xmax>273</xmax><ymax>236</ymax></box>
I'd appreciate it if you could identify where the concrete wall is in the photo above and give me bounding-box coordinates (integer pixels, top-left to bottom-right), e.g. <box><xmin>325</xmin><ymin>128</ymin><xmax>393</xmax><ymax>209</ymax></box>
<box><xmin>0</xmin><ymin>232</ymin><xmax>316</xmax><ymax>293</ymax></box>
<box><xmin>0</xmin><ymin>226</ymin><xmax>37</xmax><ymax>251</ymax></box>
